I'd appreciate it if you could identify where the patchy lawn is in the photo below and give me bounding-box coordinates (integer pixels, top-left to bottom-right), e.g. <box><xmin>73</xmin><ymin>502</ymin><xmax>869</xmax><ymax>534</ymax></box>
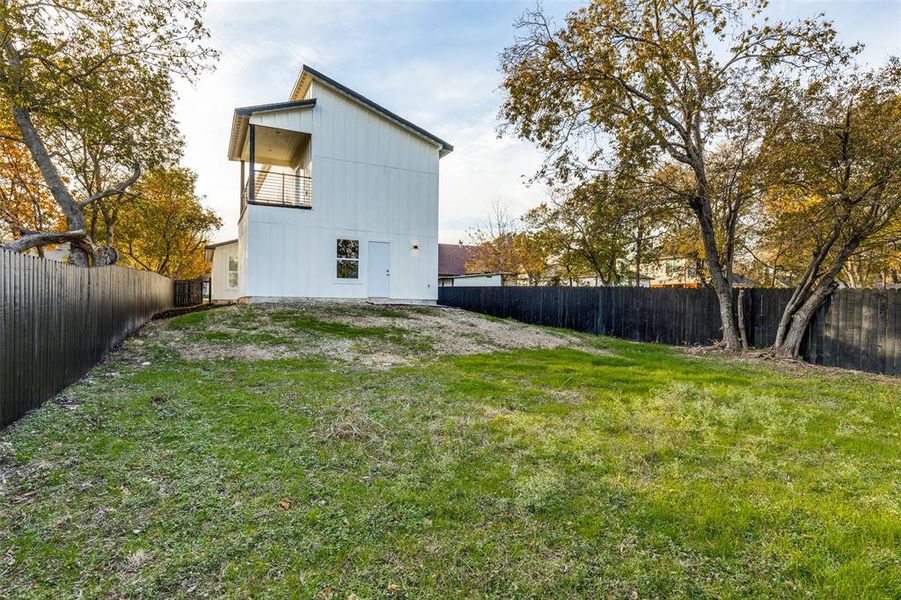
<box><xmin>0</xmin><ymin>303</ymin><xmax>898</xmax><ymax>598</ymax></box>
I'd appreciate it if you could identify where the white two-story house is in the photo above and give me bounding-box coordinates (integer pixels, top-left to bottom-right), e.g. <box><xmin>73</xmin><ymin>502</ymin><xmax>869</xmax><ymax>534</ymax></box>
<box><xmin>207</xmin><ymin>66</ymin><xmax>453</xmax><ymax>303</ymax></box>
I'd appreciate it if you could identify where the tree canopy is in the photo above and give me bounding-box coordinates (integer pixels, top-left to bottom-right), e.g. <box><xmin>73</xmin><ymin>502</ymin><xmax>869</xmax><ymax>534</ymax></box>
<box><xmin>115</xmin><ymin>167</ymin><xmax>221</xmax><ymax>279</ymax></box>
<box><xmin>0</xmin><ymin>0</ymin><xmax>216</xmax><ymax>265</ymax></box>
<box><xmin>758</xmin><ymin>60</ymin><xmax>901</xmax><ymax>353</ymax></box>
<box><xmin>498</xmin><ymin>0</ymin><xmax>879</xmax><ymax>353</ymax></box>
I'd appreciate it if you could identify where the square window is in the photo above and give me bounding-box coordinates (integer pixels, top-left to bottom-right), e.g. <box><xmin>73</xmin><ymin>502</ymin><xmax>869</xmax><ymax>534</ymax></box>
<box><xmin>336</xmin><ymin>260</ymin><xmax>359</xmax><ymax>279</ymax></box>
<box><xmin>337</xmin><ymin>239</ymin><xmax>359</xmax><ymax>259</ymax></box>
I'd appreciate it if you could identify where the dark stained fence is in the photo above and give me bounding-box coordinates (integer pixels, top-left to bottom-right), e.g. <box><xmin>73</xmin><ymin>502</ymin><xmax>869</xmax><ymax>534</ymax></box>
<box><xmin>438</xmin><ymin>286</ymin><xmax>900</xmax><ymax>376</ymax></box>
<box><xmin>174</xmin><ymin>278</ymin><xmax>204</xmax><ymax>307</ymax></box>
<box><xmin>1</xmin><ymin>249</ymin><xmax>173</xmax><ymax>427</ymax></box>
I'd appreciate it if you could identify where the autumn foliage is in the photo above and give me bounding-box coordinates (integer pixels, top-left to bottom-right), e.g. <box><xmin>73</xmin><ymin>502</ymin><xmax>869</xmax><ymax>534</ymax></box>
<box><xmin>497</xmin><ymin>0</ymin><xmax>899</xmax><ymax>355</ymax></box>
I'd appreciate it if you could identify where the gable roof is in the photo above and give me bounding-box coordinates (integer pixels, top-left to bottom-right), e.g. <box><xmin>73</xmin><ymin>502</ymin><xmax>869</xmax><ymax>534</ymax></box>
<box><xmin>438</xmin><ymin>243</ymin><xmax>479</xmax><ymax>276</ymax></box>
<box><xmin>290</xmin><ymin>65</ymin><xmax>453</xmax><ymax>157</ymax></box>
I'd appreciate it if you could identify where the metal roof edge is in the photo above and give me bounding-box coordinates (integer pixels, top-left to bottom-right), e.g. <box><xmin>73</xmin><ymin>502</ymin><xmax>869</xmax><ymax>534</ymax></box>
<box><xmin>205</xmin><ymin>239</ymin><xmax>238</xmax><ymax>250</ymax></box>
<box><xmin>234</xmin><ymin>98</ymin><xmax>317</xmax><ymax>116</ymax></box>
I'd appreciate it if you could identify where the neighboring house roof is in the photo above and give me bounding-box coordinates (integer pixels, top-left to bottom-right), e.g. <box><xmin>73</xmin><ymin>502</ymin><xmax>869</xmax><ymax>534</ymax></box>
<box><xmin>289</xmin><ymin>65</ymin><xmax>453</xmax><ymax>157</ymax></box>
<box><xmin>438</xmin><ymin>243</ymin><xmax>479</xmax><ymax>276</ymax></box>
<box><xmin>204</xmin><ymin>239</ymin><xmax>238</xmax><ymax>263</ymax></box>
<box><xmin>206</xmin><ymin>239</ymin><xmax>238</xmax><ymax>250</ymax></box>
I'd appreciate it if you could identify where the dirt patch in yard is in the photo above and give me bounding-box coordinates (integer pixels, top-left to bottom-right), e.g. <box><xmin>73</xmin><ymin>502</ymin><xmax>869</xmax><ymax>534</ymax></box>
<box><xmin>128</xmin><ymin>302</ymin><xmax>602</xmax><ymax>368</ymax></box>
<box><xmin>333</xmin><ymin>304</ymin><xmax>592</xmax><ymax>355</ymax></box>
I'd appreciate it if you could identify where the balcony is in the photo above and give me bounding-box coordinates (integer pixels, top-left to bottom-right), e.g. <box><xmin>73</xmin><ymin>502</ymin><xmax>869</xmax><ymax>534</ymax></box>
<box><xmin>231</xmin><ymin>115</ymin><xmax>313</xmax><ymax>217</ymax></box>
<box><xmin>241</xmin><ymin>170</ymin><xmax>311</xmax><ymax>214</ymax></box>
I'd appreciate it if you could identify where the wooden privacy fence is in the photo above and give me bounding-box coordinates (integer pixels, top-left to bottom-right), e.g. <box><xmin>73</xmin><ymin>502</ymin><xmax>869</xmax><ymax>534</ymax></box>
<box><xmin>174</xmin><ymin>278</ymin><xmax>204</xmax><ymax>307</ymax></box>
<box><xmin>438</xmin><ymin>286</ymin><xmax>901</xmax><ymax>376</ymax></box>
<box><xmin>1</xmin><ymin>249</ymin><xmax>173</xmax><ymax>428</ymax></box>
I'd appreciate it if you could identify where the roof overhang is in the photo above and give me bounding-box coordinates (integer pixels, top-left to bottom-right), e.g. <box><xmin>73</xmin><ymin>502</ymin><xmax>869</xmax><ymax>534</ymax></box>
<box><xmin>206</xmin><ymin>238</ymin><xmax>238</xmax><ymax>249</ymax></box>
<box><xmin>204</xmin><ymin>238</ymin><xmax>237</xmax><ymax>262</ymax></box>
<box><xmin>289</xmin><ymin>65</ymin><xmax>453</xmax><ymax>157</ymax></box>
<box><xmin>227</xmin><ymin>99</ymin><xmax>316</xmax><ymax>161</ymax></box>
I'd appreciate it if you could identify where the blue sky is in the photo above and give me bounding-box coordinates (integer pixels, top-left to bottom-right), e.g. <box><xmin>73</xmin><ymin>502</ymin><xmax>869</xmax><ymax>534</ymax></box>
<box><xmin>176</xmin><ymin>0</ymin><xmax>901</xmax><ymax>244</ymax></box>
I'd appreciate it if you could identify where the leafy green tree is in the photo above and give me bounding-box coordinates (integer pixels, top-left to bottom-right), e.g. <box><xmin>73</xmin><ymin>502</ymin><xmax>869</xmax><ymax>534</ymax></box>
<box><xmin>524</xmin><ymin>168</ymin><xmax>672</xmax><ymax>286</ymax></box>
<box><xmin>522</xmin><ymin>202</ymin><xmax>590</xmax><ymax>285</ymax></box>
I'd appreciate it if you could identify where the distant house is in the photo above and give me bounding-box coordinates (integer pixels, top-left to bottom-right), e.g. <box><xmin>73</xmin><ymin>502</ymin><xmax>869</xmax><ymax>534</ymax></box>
<box><xmin>207</xmin><ymin>65</ymin><xmax>453</xmax><ymax>303</ymax></box>
<box><xmin>437</xmin><ymin>242</ymin><xmax>504</xmax><ymax>287</ymax></box>
<box><xmin>646</xmin><ymin>256</ymin><xmax>753</xmax><ymax>288</ymax></box>
<box><xmin>572</xmin><ymin>274</ymin><xmax>652</xmax><ymax>288</ymax></box>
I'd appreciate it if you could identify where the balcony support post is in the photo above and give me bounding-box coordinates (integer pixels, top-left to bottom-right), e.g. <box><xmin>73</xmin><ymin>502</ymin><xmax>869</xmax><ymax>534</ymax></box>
<box><xmin>248</xmin><ymin>124</ymin><xmax>256</xmax><ymax>202</ymax></box>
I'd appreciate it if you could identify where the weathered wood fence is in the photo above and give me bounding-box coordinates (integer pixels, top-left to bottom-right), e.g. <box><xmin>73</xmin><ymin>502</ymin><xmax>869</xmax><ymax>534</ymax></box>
<box><xmin>438</xmin><ymin>286</ymin><xmax>900</xmax><ymax>375</ymax></box>
<box><xmin>1</xmin><ymin>249</ymin><xmax>173</xmax><ymax>427</ymax></box>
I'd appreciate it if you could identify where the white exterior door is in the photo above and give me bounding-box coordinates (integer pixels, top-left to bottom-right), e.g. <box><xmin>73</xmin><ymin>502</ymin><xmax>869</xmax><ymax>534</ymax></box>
<box><xmin>367</xmin><ymin>241</ymin><xmax>390</xmax><ymax>298</ymax></box>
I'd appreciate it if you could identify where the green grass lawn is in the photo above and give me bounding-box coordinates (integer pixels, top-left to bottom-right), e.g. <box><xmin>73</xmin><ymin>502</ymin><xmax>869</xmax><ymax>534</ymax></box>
<box><xmin>1</xmin><ymin>304</ymin><xmax>899</xmax><ymax>598</ymax></box>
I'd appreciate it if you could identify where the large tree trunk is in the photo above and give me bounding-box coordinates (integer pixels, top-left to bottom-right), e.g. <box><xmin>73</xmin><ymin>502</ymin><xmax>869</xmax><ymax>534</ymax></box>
<box><xmin>774</xmin><ymin>238</ymin><xmax>860</xmax><ymax>357</ymax></box>
<box><xmin>7</xmin><ymin>106</ymin><xmax>94</xmax><ymax>266</ymax></box>
<box><xmin>711</xmin><ymin>280</ymin><xmax>741</xmax><ymax>350</ymax></box>
<box><xmin>1</xmin><ymin>38</ymin><xmax>132</xmax><ymax>267</ymax></box>
<box><xmin>1</xmin><ymin>35</ymin><xmax>95</xmax><ymax>265</ymax></box>
<box><xmin>634</xmin><ymin>227</ymin><xmax>643</xmax><ymax>288</ymax></box>
<box><xmin>737</xmin><ymin>288</ymin><xmax>749</xmax><ymax>350</ymax></box>
<box><xmin>690</xmin><ymin>196</ymin><xmax>741</xmax><ymax>351</ymax></box>
<box><xmin>776</xmin><ymin>280</ymin><xmax>837</xmax><ymax>357</ymax></box>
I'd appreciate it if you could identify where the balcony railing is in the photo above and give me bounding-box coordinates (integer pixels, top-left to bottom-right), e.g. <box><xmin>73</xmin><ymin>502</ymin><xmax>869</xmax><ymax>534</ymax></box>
<box><xmin>241</xmin><ymin>171</ymin><xmax>312</xmax><ymax>214</ymax></box>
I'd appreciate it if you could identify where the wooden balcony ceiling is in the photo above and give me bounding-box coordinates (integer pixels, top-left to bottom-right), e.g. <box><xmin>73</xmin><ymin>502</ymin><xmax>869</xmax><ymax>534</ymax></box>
<box><xmin>228</xmin><ymin>99</ymin><xmax>315</xmax><ymax>162</ymax></box>
<box><xmin>242</xmin><ymin>127</ymin><xmax>309</xmax><ymax>168</ymax></box>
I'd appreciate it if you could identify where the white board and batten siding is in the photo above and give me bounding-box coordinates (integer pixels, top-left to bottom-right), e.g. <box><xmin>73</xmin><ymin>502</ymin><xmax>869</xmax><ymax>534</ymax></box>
<box><xmin>249</xmin><ymin>108</ymin><xmax>313</xmax><ymax>136</ymax></box>
<box><xmin>242</xmin><ymin>80</ymin><xmax>442</xmax><ymax>303</ymax></box>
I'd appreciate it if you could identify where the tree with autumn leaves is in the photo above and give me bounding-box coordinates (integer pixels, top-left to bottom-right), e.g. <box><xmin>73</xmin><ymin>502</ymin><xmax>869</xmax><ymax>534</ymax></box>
<box><xmin>499</xmin><ymin>0</ymin><xmax>900</xmax><ymax>356</ymax></box>
<box><xmin>112</xmin><ymin>167</ymin><xmax>221</xmax><ymax>279</ymax></box>
<box><xmin>0</xmin><ymin>0</ymin><xmax>216</xmax><ymax>266</ymax></box>
<box><xmin>466</xmin><ymin>200</ymin><xmax>549</xmax><ymax>285</ymax></box>
<box><xmin>758</xmin><ymin>61</ymin><xmax>901</xmax><ymax>354</ymax></box>
<box><xmin>0</xmin><ymin>113</ymin><xmax>60</xmax><ymax>248</ymax></box>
